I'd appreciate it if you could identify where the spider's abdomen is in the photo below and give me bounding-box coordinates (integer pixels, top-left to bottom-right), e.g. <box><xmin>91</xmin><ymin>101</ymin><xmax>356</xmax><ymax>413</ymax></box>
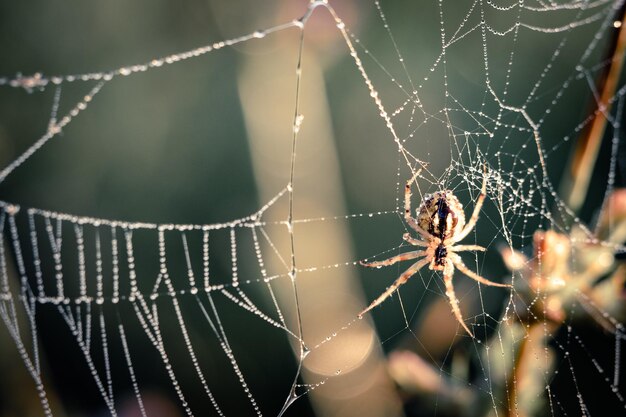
<box><xmin>417</xmin><ymin>191</ymin><xmax>466</xmax><ymax>240</ymax></box>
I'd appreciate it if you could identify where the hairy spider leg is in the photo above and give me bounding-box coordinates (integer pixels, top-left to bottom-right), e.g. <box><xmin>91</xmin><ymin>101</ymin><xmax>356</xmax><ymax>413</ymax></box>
<box><xmin>358</xmin><ymin>257</ymin><xmax>430</xmax><ymax>318</ymax></box>
<box><xmin>404</xmin><ymin>168</ymin><xmax>435</xmax><ymax>240</ymax></box>
<box><xmin>359</xmin><ymin>250</ymin><xmax>425</xmax><ymax>268</ymax></box>
<box><xmin>402</xmin><ymin>233</ymin><xmax>429</xmax><ymax>247</ymax></box>
<box><xmin>450</xmin><ymin>244</ymin><xmax>486</xmax><ymax>252</ymax></box>
<box><xmin>443</xmin><ymin>260</ymin><xmax>475</xmax><ymax>337</ymax></box>
<box><xmin>453</xmin><ymin>169</ymin><xmax>488</xmax><ymax>243</ymax></box>
<box><xmin>451</xmin><ymin>253</ymin><xmax>511</xmax><ymax>288</ymax></box>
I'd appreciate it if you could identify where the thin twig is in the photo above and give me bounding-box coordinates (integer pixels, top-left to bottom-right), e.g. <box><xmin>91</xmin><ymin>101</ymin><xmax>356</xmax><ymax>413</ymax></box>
<box><xmin>561</xmin><ymin>6</ymin><xmax>626</xmax><ymax>213</ymax></box>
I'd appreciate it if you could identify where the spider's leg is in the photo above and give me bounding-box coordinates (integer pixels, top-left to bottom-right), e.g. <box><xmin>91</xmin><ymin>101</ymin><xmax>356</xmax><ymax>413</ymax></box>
<box><xmin>443</xmin><ymin>260</ymin><xmax>474</xmax><ymax>337</ymax></box>
<box><xmin>405</xmin><ymin>168</ymin><xmax>436</xmax><ymax>240</ymax></box>
<box><xmin>360</xmin><ymin>250</ymin><xmax>425</xmax><ymax>268</ymax></box>
<box><xmin>453</xmin><ymin>168</ymin><xmax>488</xmax><ymax>243</ymax></box>
<box><xmin>358</xmin><ymin>257</ymin><xmax>430</xmax><ymax>318</ymax></box>
<box><xmin>451</xmin><ymin>254</ymin><xmax>511</xmax><ymax>288</ymax></box>
<box><xmin>449</xmin><ymin>244</ymin><xmax>486</xmax><ymax>252</ymax></box>
<box><xmin>403</xmin><ymin>233</ymin><xmax>428</xmax><ymax>247</ymax></box>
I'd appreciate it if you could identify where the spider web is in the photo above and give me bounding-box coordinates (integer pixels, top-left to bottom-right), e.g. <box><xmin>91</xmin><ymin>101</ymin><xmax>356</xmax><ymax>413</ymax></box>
<box><xmin>0</xmin><ymin>0</ymin><xmax>625</xmax><ymax>416</ymax></box>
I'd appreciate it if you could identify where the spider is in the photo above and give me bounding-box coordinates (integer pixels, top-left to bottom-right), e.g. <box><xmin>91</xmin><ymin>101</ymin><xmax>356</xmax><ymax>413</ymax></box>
<box><xmin>359</xmin><ymin>167</ymin><xmax>511</xmax><ymax>337</ymax></box>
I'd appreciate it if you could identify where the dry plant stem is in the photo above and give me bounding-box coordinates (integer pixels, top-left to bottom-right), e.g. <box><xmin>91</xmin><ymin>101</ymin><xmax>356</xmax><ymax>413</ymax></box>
<box><xmin>506</xmin><ymin>320</ymin><xmax>560</xmax><ymax>417</ymax></box>
<box><xmin>562</xmin><ymin>8</ymin><xmax>626</xmax><ymax>212</ymax></box>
